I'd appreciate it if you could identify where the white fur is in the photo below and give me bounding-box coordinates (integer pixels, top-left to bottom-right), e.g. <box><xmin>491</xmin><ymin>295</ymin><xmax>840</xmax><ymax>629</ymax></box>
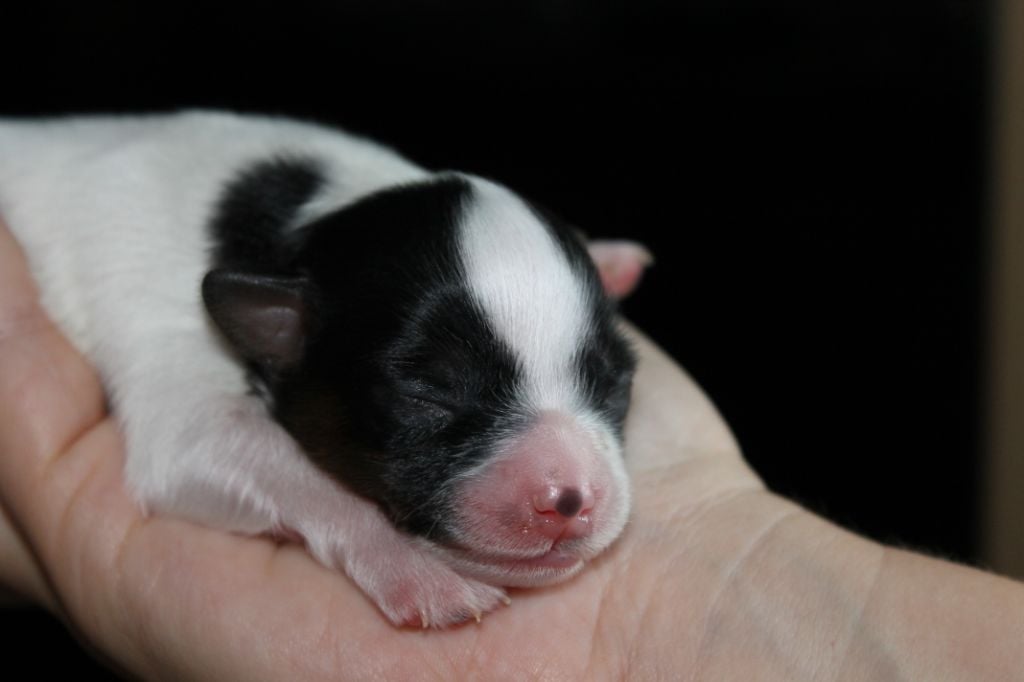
<box><xmin>459</xmin><ymin>177</ymin><xmax>593</xmax><ymax>411</ymax></box>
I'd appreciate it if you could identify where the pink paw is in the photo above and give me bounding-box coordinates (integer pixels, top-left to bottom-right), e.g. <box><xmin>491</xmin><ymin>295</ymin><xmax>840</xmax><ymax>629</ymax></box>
<box><xmin>374</xmin><ymin>566</ymin><xmax>510</xmax><ymax>628</ymax></box>
<box><xmin>336</xmin><ymin>530</ymin><xmax>510</xmax><ymax>628</ymax></box>
<box><xmin>283</xmin><ymin>474</ymin><xmax>512</xmax><ymax>628</ymax></box>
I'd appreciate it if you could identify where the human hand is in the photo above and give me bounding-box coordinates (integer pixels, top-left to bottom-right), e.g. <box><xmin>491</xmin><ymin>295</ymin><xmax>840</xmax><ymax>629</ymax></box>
<box><xmin>15</xmin><ymin>215</ymin><xmax>1018</xmax><ymax>682</ymax></box>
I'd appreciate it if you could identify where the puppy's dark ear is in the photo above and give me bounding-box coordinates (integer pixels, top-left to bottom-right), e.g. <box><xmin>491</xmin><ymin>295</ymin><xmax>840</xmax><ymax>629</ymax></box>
<box><xmin>202</xmin><ymin>269</ymin><xmax>316</xmax><ymax>373</ymax></box>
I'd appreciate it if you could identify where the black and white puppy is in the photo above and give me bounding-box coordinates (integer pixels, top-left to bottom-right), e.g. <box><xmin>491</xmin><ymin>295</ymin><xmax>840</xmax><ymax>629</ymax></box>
<box><xmin>0</xmin><ymin>111</ymin><xmax>649</xmax><ymax>627</ymax></box>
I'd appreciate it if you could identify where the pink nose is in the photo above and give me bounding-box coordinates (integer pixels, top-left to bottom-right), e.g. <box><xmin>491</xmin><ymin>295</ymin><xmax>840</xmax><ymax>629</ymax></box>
<box><xmin>531</xmin><ymin>485</ymin><xmax>595</xmax><ymax>539</ymax></box>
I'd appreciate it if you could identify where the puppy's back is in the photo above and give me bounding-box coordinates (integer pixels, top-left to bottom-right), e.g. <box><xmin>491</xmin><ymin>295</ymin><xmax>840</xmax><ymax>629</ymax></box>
<box><xmin>0</xmin><ymin>111</ymin><xmax>423</xmax><ymax>363</ymax></box>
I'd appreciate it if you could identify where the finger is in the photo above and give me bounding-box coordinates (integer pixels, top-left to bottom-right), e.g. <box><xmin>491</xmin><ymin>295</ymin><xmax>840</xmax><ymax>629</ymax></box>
<box><xmin>588</xmin><ymin>240</ymin><xmax>653</xmax><ymax>299</ymax></box>
<box><xmin>0</xmin><ymin>501</ymin><xmax>53</xmax><ymax>607</ymax></box>
<box><xmin>0</xmin><ymin>221</ymin><xmax>106</xmax><ymax>602</ymax></box>
<box><xmin>0</xmin><ymin>222</ymin><xmax>106</xmax><ymax>472</ymax></box>
<box><xmin>620</xmin><ymin>323</ymin><xmax>746</xmax><ymax>469</ymax></box>
<box><xmin>618</xmin><ymin>324</ymin><xmax>765</xmax><ymax>533</ymax></box>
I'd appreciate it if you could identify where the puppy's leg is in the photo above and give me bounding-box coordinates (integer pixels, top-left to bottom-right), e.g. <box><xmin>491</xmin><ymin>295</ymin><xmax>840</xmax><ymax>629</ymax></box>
<box><xmin>113</xmin><ymin>339</ymin><xmax>506</xmax><ymax>628</ymax></box>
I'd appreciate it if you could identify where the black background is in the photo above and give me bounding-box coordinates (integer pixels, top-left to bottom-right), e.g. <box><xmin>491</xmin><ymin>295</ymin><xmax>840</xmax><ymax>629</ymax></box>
<box><xmin>1</xmin><ymin>1</ymin><xmax>990</xmax><ymax>676</ymax></box>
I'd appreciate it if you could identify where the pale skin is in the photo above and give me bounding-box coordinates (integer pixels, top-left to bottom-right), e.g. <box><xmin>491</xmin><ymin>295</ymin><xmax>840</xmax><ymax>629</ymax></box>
<box><xmin>1</xmin><ymin>218</ymin><xmax>1023</xmax><ymax>681</ymax></box>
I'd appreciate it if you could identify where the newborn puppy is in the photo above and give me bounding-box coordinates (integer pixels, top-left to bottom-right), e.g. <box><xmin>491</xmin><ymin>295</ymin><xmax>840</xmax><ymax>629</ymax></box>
<box><xmin>0</xmin><ymin>111</ymin><xmax>647</xmax><ymax>627</ymax></box>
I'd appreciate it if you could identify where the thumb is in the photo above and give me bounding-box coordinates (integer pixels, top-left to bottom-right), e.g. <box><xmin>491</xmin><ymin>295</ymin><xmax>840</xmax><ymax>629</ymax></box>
<box><xmin>0</xmin><ymin>220</ymin><xmax>107</xmax><ymax>606</ymax></box>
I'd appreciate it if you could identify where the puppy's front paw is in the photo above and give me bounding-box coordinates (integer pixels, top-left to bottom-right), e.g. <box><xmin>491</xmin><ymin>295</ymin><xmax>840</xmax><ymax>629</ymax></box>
<box><xmin>377</xmin><ymin>563</ymin><xmax>508</xmax><ymax>629</ymax></box>
<box><xmin>348</xmin><ymin>539</ymin><xmax>509</xmax><ymax>628</ymax></box>
<box><xmin>295</xmin><ymin>490</ymin><xmax>509</xmax><ymax>628</ymax></box>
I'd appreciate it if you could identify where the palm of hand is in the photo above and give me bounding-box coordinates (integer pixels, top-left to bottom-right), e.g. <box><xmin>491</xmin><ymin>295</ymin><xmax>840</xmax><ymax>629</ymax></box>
<box><xmin>0</xmin><ymin>224</ymin><xmax>765</xmax><ymax>680</ymax></box>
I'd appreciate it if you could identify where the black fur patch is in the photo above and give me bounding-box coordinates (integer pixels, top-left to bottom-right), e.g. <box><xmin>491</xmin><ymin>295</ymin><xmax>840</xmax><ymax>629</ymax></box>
<box><xmin>209</xmin><ymin>156</ymin><xmax>324</xmax><ymax>271</ymax></box>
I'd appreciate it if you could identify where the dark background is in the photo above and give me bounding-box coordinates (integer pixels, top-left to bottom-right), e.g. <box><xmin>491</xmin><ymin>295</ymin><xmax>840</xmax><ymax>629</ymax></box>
<box><xmin>1</xmin><ymin>1</ymin><xmax>990</xmax><ymax>676</ymax></box>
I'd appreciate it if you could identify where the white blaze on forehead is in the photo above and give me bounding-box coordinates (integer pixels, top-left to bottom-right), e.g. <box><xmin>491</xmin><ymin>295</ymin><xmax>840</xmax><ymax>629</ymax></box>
<box><xmin>458</xmin><ymin>177</ymin><xmax>591</xmax><ymax>410</ymax></box>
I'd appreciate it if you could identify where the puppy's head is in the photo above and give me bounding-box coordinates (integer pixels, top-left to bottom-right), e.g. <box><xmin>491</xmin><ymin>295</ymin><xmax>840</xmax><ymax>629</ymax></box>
<box><xmin>204</xmin><ymin>174</ymin><xmax>636</xmax><ymax>585</ymax></box>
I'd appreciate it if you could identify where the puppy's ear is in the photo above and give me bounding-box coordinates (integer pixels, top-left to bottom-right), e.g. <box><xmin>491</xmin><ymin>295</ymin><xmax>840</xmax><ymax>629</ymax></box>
<box><xmin>202</xmin><ymin>269</ymin><xmax>316</xmax><ymax>373</ymax></box>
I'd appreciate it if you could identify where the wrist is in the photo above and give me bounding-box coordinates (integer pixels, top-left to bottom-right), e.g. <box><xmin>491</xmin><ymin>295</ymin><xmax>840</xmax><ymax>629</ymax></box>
<box><xmin>616</xmin><ymin>487</ymin><xmax>885</xmax><ymax>679</ymax></box>
<box><xmin>631</xmin><ymin>486</ymin><xmax>1024</xmax><ymax>681</ymax></box>
<box><xmin>694</xmin><ymin>492</ymin><xmax>884</xmax><ymax>679</ymax></box>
